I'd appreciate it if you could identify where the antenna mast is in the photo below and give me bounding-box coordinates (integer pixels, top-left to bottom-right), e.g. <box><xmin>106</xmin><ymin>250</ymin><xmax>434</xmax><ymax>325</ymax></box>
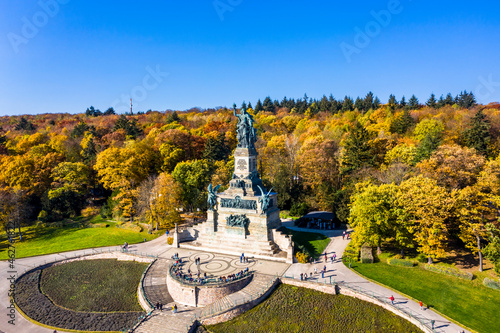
<box><xmin>130</xmin><ymin>98</ymin><xmax>133</xmax><ymax>115</ymax></box>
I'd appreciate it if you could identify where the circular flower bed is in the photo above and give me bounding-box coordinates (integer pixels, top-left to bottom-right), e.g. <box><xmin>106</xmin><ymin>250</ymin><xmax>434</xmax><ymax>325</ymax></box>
<box><xmin>14</xmin><ymin>260</ymin><xmax>147</xmax><ymax>332</ymax></box>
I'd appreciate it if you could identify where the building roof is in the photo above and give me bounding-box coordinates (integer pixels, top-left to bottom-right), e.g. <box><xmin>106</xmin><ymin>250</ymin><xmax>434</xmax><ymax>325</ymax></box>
<box><xmin>303</xmin><ymin>211</ymin><xmax>336</xmax><ymax>220</ymax></box>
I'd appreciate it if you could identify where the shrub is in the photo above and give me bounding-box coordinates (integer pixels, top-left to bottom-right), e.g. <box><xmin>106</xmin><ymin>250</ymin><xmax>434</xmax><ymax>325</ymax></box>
<box><xmin>494</xmin><ymin>261</ymin><xmax>500</xmax><ymax>275</ymax></box>
<box><xmin>295</xmin><ymin>251</ymin><xmax>308</xmax><ymax>264</ymax></box>
<box><xmin>290</xmin><ymin>202</ymin><xmax>309</xmax><ymax>217</ymax></box>
<box><xmin>100</xmin><ymin>202</ymin><xmax>112</xmax><ymax>218</ymax></box>
<box><xmin>392</xmin><ymin>254</ymin><xmax>403</xmax><ymax>260</ymax></box>
<box><xmin>343</xmin><ymin>241</ymin><xmax>359</xmax><ymax>262</ymax></box>
<box><xmin>387</xmin><ymin>258</ymin><xmax>416</xmax><ymax>267</ymax></box>
<box><xmin>81</xmin><ymin>206</ymin><xmax>99</xmax><ymax>217</ymax></box>
<box><xmin>483</xmin><ymin>278</ymin><xmax>500</xmax><ymax>291</ymax></box>
<box><xmin>416</xmin><ymin>253</ymin><xmax>427</xmax><ymax>263</ymax></box>
<box><xmin>37</xmin><ymin>210</ymin><xmax>48</xmax><ymax>222</ymax></box>
<box><xmin>167</xmin><ymin>236</ymin><xmax>174</xmax><ymax>245</ymax></box>
<box><xmin>424</xmin><ymin>264</ymin><xmax>473</xmax><ymax>280</ymax></box>
<box><xmin>360</xmin><ymin>244</ymin><xmax>374</xmax><ymax>263</ymax></box>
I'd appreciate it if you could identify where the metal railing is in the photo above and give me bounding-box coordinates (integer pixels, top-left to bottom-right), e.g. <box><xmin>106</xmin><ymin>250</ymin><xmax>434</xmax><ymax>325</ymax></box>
<box><xmin>281</xmin><ymin>274</ymin><xmax>435</xmax><ymax>332</ymax></box>
<box><xmin>169</xmin><ymin>263</ymin><xmax>253</xmax><ymax>287</ymax></box>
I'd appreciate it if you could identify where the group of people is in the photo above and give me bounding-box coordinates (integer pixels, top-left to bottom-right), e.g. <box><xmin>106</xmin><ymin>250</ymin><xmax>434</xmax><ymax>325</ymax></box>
<box><xmin>219</xmin><ymin>267</ymin><xmax>249</xmax><ymax>283</ymax></box>
<box><xmin>342</xmin><ymin>231</ymin><xmax>350</xmax><ymax>240</ymax></box>
<box><xmin>194</xmin><ymin>257</ymin><xmax>202</xmax><ymax>265</ymax></box>
<box><xmin>240</xmin><ymin>253</ymin><xmax>250</xmax><ymax>263</ymax></box>
<box><xmin>155</xmin><ymin>302</ymin><xmax>164</xmax><ymax>310</ymax></box>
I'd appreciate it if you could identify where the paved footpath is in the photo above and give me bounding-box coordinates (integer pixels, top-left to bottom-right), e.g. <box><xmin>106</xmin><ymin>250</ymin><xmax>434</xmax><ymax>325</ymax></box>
<box><xmin>1</xmin><ymin>227</ymin><xmax>472</xmax><ymax>333</ymax></box>
<box><xmin>283</xmin><ymin>224</ymin><xmax>470</xmax><ymax>333</ymax></box>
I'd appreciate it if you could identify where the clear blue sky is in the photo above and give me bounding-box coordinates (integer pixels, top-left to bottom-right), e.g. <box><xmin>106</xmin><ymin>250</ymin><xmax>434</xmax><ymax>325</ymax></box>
<box><xmin>1</xmin><ymin>0</ymin><xmax>499</xmax><ymax>116</ymax></box>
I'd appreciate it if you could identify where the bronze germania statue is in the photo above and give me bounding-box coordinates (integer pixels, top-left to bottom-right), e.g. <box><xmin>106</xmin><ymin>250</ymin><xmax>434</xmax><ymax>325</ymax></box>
<box><xmin>233</xmin><ymin>106</ymin><xmax>257</xmax><ymax>149</ymax></box>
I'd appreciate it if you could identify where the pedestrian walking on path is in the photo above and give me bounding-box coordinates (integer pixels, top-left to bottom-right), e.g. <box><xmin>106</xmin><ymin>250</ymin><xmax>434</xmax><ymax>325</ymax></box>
<box><xmin>331</xmin><ymin>256</ymin><xmax>334</xmax><ymax>264</ymax></box>
<box><xmin>342</xmin><ymin>231</ymin><xmax>345</xmax><ymax>240</ymax></box>
<box><xmin>389</xmin><ymin>295</ymin><xmax>394</xmax><ymax>305</ymax></box>
<box><xmin>431</xmin><ymin>320</ymin><xmax>435</xmax><ymax>329</ymax></box>
<box><xmin>324</xmin><ymin>253</ymin><xmax>327</xmax><ymax>261</ymax></box>
<box><xmin>172</xmin><ymin>304</ymin><xmax>177</xmax><ymax>314</ymax></box>
<box><xmin>419</xmin><ymin>301</ymin><xmax>423</xmax><ymax>310</ymax></box>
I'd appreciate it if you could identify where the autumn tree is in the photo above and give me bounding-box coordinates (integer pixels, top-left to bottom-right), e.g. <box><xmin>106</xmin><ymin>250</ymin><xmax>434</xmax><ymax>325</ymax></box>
<box><xmin>137</xmin><ymin>173</ymin><xmax>181</xmax><ymax>231</ymax></box>
<box><xmin>396</xmin><ymin>176</ymin><xmax>455</xmax><ymax>263</ymax></box>
<box><xmin>456</xmin><ymin>186</ymin><xmax>493</xmax><ymax>271</ymax></box>
<box><xmin>417</xmin><ymin>144</ymin><xmax>486</xmax><ymax>191</ymax></box>
<box><xmin>390</xmin><ymin>110</ymin><xmax>414</xmax><ymax>134</ymax></box>
<box><xmin>172</xmin><ymin>159</ymin><xmax>212</xmax><ymax>211</ymax></box>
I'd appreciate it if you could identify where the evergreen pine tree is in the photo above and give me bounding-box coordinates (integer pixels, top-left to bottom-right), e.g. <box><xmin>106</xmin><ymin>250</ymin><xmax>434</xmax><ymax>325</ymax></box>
<box><xmin>354</xmin><ymin>97</ymin><xmax>364</xmax><ymax>111</ymax></box>
<box><xmin>408</xmin><ymin>95</ymin><xmax>419</xmax><ymax>108</ymax></box>
<box><xmin>341</xmin><ymin>122</ymin><xmax>374</xmax><ymax>175</ymax></box>
<box><xmin>426</xmin><ymin>93</ymin><xmax>437</xmax><ymax>108</ymax></box>
<box><xmin>388</xmin><ymin>94</ymin><xmax>398</xmax><ymax>110</ymax></box>
<box><xmin>413</xmin><ymin>132</ymin><xmax>442</xmax><ymax>164</ymax></box>
<box><xmin>390</xmin><ymin>110</ymin><xmax>414</xmax><ymax>134</ymax></box>
<box><xmin>444</xmin><ymin>93</ymin><xmax>454</xmax><ymax>105</ymax></box>
<box><xmin>241</xmin><ymin>101</ymin><xmax>247</xmax><ymax>110</ymax></box>
<box><xmin>437</xmin><ymin>95</ymin><xmax>446</xmax><ymax>108</ymax></box>
<box><xmin>247</xmin><ymin>101</ymin><xmax>253</xmax><ymax>109</ymax></box>
<box><xmin>400</xmin><ymin>96</ymin><xmax>407</xmax><ymax>107</ymax></box>
<box><xmin>341</xmin><ymin>96</ymin><xmax>354</xmax><ymax>112</ymax></box>
<box><xmin>254</xmin><ymin>99</ymin><xmax>263</xmax><ymax>113</ymax></box>
<box><xmin>463</xmin><ymin>109</ymin><xmax>491</xmax><ymax>156</ymax></box>
<box><xmin>364</xmin><ymin>92</ymin><xmax>374</xmax><ymax>111</ymax></box>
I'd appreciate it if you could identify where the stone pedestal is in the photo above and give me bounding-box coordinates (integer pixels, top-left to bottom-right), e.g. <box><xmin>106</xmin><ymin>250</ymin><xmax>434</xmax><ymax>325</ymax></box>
<box><xmin>179</xmin><ymin>130</ymin><xmax>288</xmax><ymax>260</ymax></box>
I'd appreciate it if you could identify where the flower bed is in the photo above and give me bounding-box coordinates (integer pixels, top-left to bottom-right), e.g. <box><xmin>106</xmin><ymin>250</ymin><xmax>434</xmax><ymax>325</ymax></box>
<box><xmin>424</xmin><ymin>264</ymin><xmax>473</xmax><ymax>280</ymax></box>
<box><xmin>483</xmin><ymin>278</ymin><xmax>500</xmax><ymax>291</ymax></box>
<box><xmin>387</xmin><ymin>258</ymin><xmax>416</xmax><ymax>267</ymax></box>
<box><xmin>15</xmin><ymin>269</ymin><xmax>144</xmax><ymax>331</ymax></box>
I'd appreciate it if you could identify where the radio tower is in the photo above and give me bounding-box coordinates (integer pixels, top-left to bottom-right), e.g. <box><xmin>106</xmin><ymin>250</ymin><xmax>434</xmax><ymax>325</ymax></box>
<box><xmin>130</xmin><ymin>98</ymin><xmax>133</xmax><ymax>115</ymax></box>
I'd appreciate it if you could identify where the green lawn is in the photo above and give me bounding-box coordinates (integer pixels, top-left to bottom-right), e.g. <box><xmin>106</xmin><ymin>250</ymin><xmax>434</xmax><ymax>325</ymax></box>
<box><xmin>40</xmin><ymin>259</ymin><xmax>147</xmax><ymax>312</ymax></box>
<box><xmin>205</xmin><ymin>284</ymin><xmax>422</xmax><ymax>333</ymax></box>
<box><xmin>280</xmin><ymin>227</ymin><xmax>330</xmax><ymax>259</ymax></box>
<box><xmin>0</xmin><ymin>218</ymin><xmax>159</xmax><ymax>260</ymax></box>
<box><xmin>350</xmin><ymin>258</ymin><xmax>500</xmax><ymax>333</ymax></box>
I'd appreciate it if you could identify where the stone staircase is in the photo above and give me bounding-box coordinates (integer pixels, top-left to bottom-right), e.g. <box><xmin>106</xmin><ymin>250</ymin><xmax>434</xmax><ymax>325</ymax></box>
<box><xmin>181</xmin><ymin>229</ymin><xmax>285</xmax><ymax>260</ymax></box>
<box><xmin>200</xmin><ymin>273</ymin><xmax>278</xmax><ymax>318</ymax></box>
<box><xmin>142</xmin><ymin>259</ymin><xmax>173</xmax><ymax>307</ymax></box>
<box><xmin>134</xmin><ymin>306</ymin><xmax>200</xmax><ymax>333</ymax></box>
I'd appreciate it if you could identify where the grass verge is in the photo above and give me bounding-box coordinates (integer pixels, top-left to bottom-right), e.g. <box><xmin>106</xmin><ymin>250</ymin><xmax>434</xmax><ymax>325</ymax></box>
<box><xmin>205</xmin><ymin>284</ymin><xmax>422</xmax><ymax>333</ymax></box>
<box><xmin>349</xmin><ymin>256</ymin><xmax>500</xmax><ymax>333</ymax></box>
<box><xmin>280</xmin><ymin>227</ymin><xmax>330</xmax><ymax>259</ymax></box>
<box><xmin>0</xmin><ymin>219</ymin><xmax>159</xmax><ymax>260</ymax></box>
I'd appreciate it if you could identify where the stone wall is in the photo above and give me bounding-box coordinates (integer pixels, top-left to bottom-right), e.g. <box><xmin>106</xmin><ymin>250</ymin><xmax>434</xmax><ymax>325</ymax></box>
<box><xmin>200</xmin><ymin>278</ymin><xmax>280</xmax><ymax>325</ymax></box>
<box><xmin>166</xmin><ymin>272</ymin><xmax>252</xmax><ymax>307</ymax></box>
<box><xmin>280</xmin><ymin>278</ymin><xmax>432</xmax><ymax>333</ymax></box>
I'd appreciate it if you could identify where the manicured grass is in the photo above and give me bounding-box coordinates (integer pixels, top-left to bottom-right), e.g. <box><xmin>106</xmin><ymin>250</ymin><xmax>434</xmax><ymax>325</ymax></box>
<box><xmin>0</xmin><ymin>221</ymin><xmax>159</xmax><ymax>260</ymax></box>
<box><xmin>350</xmin><ymin>258</ymin><xmax>500</xmax><ymax>333</ymax></box>
<box><xmin>40</xmin><ymin>259</ymin><xmax>147</xmax><ymax>312</ymax></box>
<box><xmin>281</xmin><ymin>227</ymin><xmax>330</xmax><ymax>259</ymax></box>
<box><xmin>205</xmin><ymin>284</ymin><xmax>422</xmax><ymax>333</ymax></box>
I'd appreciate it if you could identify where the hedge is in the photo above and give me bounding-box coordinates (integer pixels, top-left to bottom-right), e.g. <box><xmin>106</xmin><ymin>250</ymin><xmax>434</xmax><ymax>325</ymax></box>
<box><xmin>424</xmin><ymin>264</ymin><xmax>473</xmax><ymax>280</ymax></box>
<box><xmin>387</xmin><ymin>258</ymin><xmax>416</xmax><ymax>267</ymax></box>
<box><xmin>483</xmin><ymin>278</ymin><xmax>500</xmax><ymax>291</ymax></box>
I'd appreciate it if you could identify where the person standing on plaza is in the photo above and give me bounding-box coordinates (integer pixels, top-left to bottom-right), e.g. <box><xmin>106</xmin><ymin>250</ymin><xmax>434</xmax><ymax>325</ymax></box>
<box><xmin>390</xmin><ymin>295</ymin><xmax>394</xmax><ymax>305</ymax></box>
